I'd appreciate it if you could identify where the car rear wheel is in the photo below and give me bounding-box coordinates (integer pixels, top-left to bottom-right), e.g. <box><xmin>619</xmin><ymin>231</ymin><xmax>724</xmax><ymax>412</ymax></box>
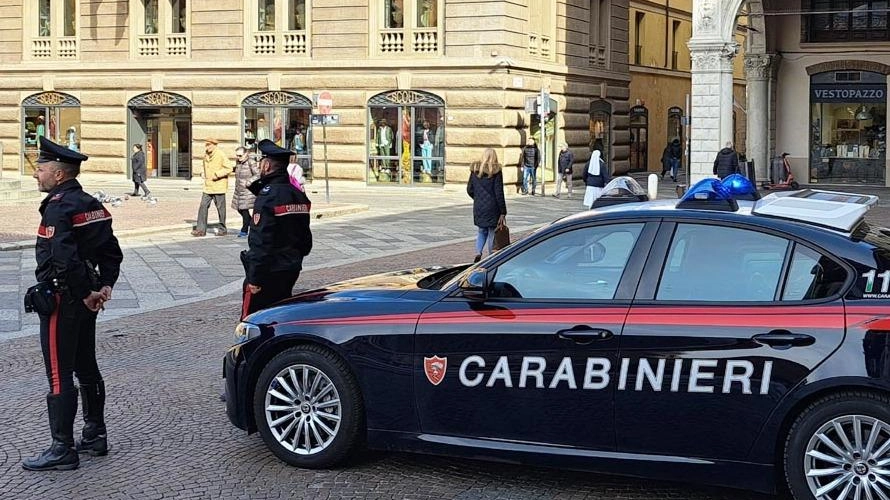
<box><xmin>253</xmin><ymin>345</ymin><xmax>363</xmax><ymax>468</ymax></box>
<box><xmin>784</xmin><ymin>392</ymin><xmax>890</xmax><ymax>500</ymax></box>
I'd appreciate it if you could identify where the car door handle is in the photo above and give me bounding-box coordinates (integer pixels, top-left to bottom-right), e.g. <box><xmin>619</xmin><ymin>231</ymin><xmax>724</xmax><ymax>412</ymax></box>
<box><xmin>752</xmin><ymin>330</ymin><xmax>815</xmax><ymax>349</ymax></box>
<box><xmin>557</xmin><ymin>326</ymin><xmax>614</xmax><ymax>343</ymax></box>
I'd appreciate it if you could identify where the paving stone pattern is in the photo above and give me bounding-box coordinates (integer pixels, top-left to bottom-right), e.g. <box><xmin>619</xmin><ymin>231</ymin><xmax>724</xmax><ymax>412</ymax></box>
<box><xmin>0</xmin><ymin>240</ymin><xmax>772</xmax><ymax>500</ymax></box>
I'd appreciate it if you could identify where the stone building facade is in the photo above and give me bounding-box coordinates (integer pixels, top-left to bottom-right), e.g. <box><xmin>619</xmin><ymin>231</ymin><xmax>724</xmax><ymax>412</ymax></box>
<box><xmin>628</xmin><ymin>0</ymin><xmax>747</xmax><ymax>177</ymax></box>
<box><xmin>690</xmin><ymin>0</ymin><xmax>890</xmax><ymax>187</ymax></box>
<box><xmin>0</xmin><ymin>0</ymin><xmax>632</xmax><ymax>188</ymax></box>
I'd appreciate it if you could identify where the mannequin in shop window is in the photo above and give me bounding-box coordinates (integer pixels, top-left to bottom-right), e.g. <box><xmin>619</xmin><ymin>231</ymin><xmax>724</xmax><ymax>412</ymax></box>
<box><xmin>67</xmin><ymin>126</ymin><xmax>78</xmax><ymax>152</ymax></box>
<box><xmin>420</xmin><ymin>121</ymin><xmax>433</xmax><ymax>179</ymax></box>
<box><xmin>256</xmin><ymin>117</ymin><xmax>270</xmax><ymax>142</ymax></box>
<box><xmin>377</xmin><ymin>118</ymin><xmax>394</xmax><ymax>180</ymax></box>
<box><xmin>400</xmin><ymin>111</ymin><xmax>411</xmax><ymax>183</ymax></box>
<box><xmin>36</xmin><ymin>116</ymin><xmax>46</xmax><ymax>142</ymax></box>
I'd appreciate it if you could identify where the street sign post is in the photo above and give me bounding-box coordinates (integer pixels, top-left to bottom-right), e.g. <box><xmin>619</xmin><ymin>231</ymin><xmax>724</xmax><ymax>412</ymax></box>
<box><xmin>315</xmin><ymin>91</ymin><xmax>333</xmax><ymax>203</ymax></box>
<box><xmin>310</xmin><ymin>114</ymin><xmax>340</xmax><ymax>126</ymax></box>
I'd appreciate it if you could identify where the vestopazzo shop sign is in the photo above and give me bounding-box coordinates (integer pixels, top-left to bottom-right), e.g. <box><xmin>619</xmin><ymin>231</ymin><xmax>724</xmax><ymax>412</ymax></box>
<box><xmin>811</xmin><ymin>84</ymin><xmax>887</xmax><ymax>103</ymax></box>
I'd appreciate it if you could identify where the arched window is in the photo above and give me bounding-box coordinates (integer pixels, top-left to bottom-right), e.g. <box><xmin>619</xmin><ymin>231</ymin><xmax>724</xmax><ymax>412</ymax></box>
<box><xmin>629</xmin><ymin>104</ymin><xmax>648</xmax><ymax>172</ymax></box>
<box><xmin>241</xmin><ymin>91</ymin><xmax>312</xmax><ymax>179</ymax></box>
<box><xmin>667</xmin><ymin>106</ymin><xmax>683</xmax><ymax>144</ymax></box>
<box><xmin>589</xmin><ymin>99</ymin><xmax>611</xmax><ymax>162</ymax></box>
<box><xmin>22</xmin><ymin>91</ymin><xmax>81</xmax><ymax>174</ymax></box>
<box><xmin>368</xmin><ymin>90</ymin><xmax>445</xmax><ymax>185</ymax></box>
<box><xmin>127</xmin><ymin>91</ymin><xmax>192</xmax><ymax>179</ymax></box>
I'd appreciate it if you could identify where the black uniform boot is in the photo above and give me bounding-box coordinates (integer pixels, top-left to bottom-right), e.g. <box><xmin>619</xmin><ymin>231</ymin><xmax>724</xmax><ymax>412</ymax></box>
<box><xmin>76</xmin><ymin>382</ymin><xmax>108</xmax><ymax>456</ymax></box>
<box><xmin>22</xmin><ymin>391</ymin><xmax>79</xmax><ymax>471</ymax></box>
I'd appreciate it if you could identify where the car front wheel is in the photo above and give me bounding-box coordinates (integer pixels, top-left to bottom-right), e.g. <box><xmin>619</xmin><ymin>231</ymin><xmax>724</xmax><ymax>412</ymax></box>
<box><xmin>785</xmin><ymin>392</ymin><xmax>890</xmax><ymax>500</ymax></box>
<box><xmin>253</xmin><ymin>345</ymin><xmax>363</xmax><ymax>468</ymax></box>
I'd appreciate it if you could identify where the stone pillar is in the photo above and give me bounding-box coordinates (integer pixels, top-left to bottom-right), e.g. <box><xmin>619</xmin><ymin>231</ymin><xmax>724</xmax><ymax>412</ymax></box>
<box><xmin>688</xmin><ymin>40</ymin><xmax>738</xmax><ymax>184</ymax></box>
<box><xmin>745</xmin><ymin>54</ymin><xmax>774</xmax><ymax>182</ymax></box>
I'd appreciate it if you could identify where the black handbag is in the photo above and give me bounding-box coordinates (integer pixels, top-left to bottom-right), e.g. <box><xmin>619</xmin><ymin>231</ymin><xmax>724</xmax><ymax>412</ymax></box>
<box><xmin>24</xmin><ymin>282</ymin><xmax>57</xmax><ymax>315</ymax></box>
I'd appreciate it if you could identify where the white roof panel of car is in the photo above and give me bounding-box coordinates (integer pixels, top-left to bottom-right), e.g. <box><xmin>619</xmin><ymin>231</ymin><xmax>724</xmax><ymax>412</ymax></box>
<box><xmin>752</xmin><ymin>190</ymin><xmax>877</xmax><ymax>232</ymax></box>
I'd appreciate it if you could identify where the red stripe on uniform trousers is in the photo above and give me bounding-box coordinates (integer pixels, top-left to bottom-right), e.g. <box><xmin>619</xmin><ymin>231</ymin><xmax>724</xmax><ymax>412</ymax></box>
<box><xmin>71</xmin><ymin>208</ymin><xmax>112</xmax><ymax>227</ymax></box>
<box><xmin>273</xmin><ymin>203</ymin><xmax>311</xmax><ymax>216</ymax></box>
<box><xmin>241</xmin><ymin>284</ymin><xmax>252</xmax><ymax>321</ymax></box>
<box><xmin>49</xmin><ymin>294</ymin><xmax>61</xmax><ymax>395</ymax></box>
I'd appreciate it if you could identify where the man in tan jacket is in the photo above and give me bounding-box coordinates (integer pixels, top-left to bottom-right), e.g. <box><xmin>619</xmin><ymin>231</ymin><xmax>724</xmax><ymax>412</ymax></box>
<box><xmin>192</xmin><ymin>138</ymin><xmax>231</xmax><ymax>237</ymax></box>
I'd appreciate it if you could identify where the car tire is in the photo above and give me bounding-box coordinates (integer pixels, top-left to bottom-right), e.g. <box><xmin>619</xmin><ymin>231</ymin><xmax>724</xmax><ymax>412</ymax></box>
<box><xmin>790</xmin><ymin>181</ymin><xmax>800</xmax><ymax>190</ymax></box>
<box><xmin>784</xmin><ymin>391</ymin><xmax>890</xmax><ymax>500</ymax></box>
<box><xmin>253</xmin><ymin>345</ymin><xmax>364</xmax><ymax>468</ymax></box>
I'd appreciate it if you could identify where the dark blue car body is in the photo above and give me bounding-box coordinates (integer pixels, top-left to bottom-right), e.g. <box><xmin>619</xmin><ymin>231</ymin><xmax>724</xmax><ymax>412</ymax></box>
<box><xmin>225</xmin><ymin>204</ymin><xmax>890</xmax><ymax>495</ymax></box>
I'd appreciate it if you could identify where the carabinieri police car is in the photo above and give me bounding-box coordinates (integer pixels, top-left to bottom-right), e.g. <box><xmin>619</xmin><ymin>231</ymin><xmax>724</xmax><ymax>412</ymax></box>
<box><xmin>225</xmin><ymin>175</ymin><xmax>890</xmax><ymax>499</ymax></box>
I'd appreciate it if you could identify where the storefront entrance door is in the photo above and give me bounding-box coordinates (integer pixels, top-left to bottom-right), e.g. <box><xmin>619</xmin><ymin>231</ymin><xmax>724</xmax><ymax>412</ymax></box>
<box><xmin>130</xmin><ymin>109</ymin><xmax>191</xmax><ymax>179</ymax></box>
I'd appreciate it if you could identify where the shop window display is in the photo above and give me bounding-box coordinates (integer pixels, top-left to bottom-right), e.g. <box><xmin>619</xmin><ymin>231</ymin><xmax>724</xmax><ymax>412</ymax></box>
<box><xmin>22</xmin><ymin>92</ymin><xmax>81</xmax><ymax>175</ymax></box>
<box><xmin>810</xmin><ymin>70</ymin><xmax>887</xmax><ymax>185</ymax></box>
<box><xmin>367</xmin><ymin>90</ymin><xmax>445</xmax><ymax>185</ymax></box>
<box><xmin>242</xmin><ymin>91</ymin><xmax>313</xmax><ymax>180</ymax></box>
<box><xmin>589</xmin><ymin>100</ymin><xmax>611</xmax><ymax>163</ymax></box>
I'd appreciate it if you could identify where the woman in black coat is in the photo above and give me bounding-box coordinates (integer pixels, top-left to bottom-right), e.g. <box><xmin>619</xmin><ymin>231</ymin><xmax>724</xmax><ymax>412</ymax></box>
<box><xmin>130</xmin><ymin>144</ymin><xmax>150</xmax><ymax>197</ymax></box>
<box><xmin>467</xmin><ymin>148</ymin><xmax>507</xmax><ymax>262</ymax></box>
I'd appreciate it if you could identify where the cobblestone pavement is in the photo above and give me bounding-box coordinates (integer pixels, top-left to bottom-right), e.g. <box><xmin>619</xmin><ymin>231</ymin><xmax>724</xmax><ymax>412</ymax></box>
<box><xmin>0</xmin><ymin>239</ymin><xmax>776</xmax><ymax>500</ymax></box>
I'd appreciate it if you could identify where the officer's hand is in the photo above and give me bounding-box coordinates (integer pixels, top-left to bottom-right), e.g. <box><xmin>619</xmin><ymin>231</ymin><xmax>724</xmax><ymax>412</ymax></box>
<box><xmin>247</xmin><ymin>284</ymin><xmax>262</xmax><ymax>295</ymax></box>
<box><xmin>83</xmin><ymin>291</ymin><xmax>104</xmax><ymax>312</ymax></box>
<box><xmin>99</xmin><ymin>286</ymin><xmax>113</xmax><ymax>301</ymax></box>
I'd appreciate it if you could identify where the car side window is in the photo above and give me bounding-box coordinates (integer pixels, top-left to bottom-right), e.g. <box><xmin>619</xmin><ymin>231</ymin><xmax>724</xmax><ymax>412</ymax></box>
<box><xmin>490</xmin><ymin>223</ymin><xmax>644</xmax><ymax>300</ymax></box>
<box><xmin>782</xmin><ymin>244</ymin><xmax>848</xmax><ymax>301</ymax></box>
<box><xmin>657</xmin><ymin>224</ymin><xmax>789</xmax><ymax>302</ymax></box>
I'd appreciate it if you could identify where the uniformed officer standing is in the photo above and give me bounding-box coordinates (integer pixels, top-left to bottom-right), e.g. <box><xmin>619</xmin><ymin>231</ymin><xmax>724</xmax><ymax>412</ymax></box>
<box><xmin>23</xmin><ymin>137</ymin><xmax>123</xmax><ymax>471</ymax></box>
<box><xmin>240</xmin><ymin>139</ymin><xmax>312</xmax><ymax>319</ymax></box>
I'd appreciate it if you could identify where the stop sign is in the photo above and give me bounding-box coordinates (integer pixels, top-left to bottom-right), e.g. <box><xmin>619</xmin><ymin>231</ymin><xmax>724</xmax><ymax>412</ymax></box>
<box><xmin>317</xmin><ymin>91</ymin><xmax>333</xmax><ymax>115</ymax></box>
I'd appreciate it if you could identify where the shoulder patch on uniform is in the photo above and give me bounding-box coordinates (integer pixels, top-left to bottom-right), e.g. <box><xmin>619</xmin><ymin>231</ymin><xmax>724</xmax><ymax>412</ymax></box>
<box><xmin>38</xmin><ymin>225</ymin><xmax>55</xmax><ymax>239</ymax></box>
<box><xmin>253</xmin><ymin>212</ymin><xmax>261</xmax><ymax>225</ymax></box>
<box><xmin>274</xmin><ymin>203</ymin><xmax>311</xmax><ymax>216</ymax></box>
<box><xmin>72</xmin><ymin>208</ymin><xmax>112</xmax><ymax>227</ymax></box>
<box><xmin>261</xmin><ymin>185</ymin><xmax>272</xmax><ymax>194</ymax></box>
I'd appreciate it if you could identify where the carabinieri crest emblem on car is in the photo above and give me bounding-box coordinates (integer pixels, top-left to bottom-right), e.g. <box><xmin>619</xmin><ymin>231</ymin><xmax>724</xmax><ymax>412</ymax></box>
<box><xmin>424</xmin><ymin>356</ymin><xmax>447</xmax><ymax>386</ymax></box>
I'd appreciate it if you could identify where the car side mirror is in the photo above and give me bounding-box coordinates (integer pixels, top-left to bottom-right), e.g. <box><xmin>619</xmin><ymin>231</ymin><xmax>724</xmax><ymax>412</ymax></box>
<box><xmin>459</xmin><ymin>268</ymin><xmax>489</xmax><ymax>300</ymax></box>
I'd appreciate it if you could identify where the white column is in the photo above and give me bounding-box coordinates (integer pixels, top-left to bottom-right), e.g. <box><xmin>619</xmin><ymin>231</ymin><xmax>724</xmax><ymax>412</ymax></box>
<box><xmin>745</xmin><ymin>54</ymin><xmax>773</xmax><ymax>182</ymax></box>
<box><xmin>688</xmin><ymin>40</ymin><xmax>738</xmax><ymax>184</ymax></box>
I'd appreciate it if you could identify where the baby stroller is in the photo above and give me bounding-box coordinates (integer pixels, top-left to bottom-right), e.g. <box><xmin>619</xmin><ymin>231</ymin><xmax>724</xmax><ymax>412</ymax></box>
<box><xmin>761</xmin><ymin>153</ymin><xmax>800</xmax><ymax>191</ymax></box>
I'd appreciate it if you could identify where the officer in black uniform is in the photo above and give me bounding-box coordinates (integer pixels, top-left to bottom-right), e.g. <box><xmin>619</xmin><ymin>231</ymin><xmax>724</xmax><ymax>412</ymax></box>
<box><xmin>240</xmin><ymin>139</ymin><xmax>313</xmax><ymax>319</ymax></box>
<box><xmin>23</xmin><ymin>137</ymin><xmax>123</xmax><ymax>471</ymax></box>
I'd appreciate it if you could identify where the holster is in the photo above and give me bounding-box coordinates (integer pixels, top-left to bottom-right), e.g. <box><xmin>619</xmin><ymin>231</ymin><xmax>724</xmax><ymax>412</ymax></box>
<box><xmin>24</xmin><ymin>282</ymin><xmax>57</xmax><ymax>315</ymax></box>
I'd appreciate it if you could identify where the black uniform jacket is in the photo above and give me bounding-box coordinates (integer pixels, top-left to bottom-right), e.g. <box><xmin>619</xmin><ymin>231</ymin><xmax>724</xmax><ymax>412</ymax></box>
<box><xmin>244</xmin><ymin>170</ymin><xmax>313</xmax><ymax>286</ymax></box>
<box><xmin>36</xmin><ymin>179</ymin><xmax>123</xmax><ymax>300</ymax></box>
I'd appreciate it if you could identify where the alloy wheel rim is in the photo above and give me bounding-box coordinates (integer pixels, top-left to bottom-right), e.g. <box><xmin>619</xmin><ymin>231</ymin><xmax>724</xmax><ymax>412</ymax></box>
<box><xmin>804</xmin><ymin>414</ymin><xmax>890</xmax><ymax>499</ymax></box>
<box><xmin>264</xmin><ymin>364</ymin><xmax>342</xmax><ymax>455</ymax></box>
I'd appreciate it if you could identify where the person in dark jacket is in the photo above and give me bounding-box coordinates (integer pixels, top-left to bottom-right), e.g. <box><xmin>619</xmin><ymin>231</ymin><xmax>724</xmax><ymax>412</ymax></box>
<box><xmin>554</xmin><ymin>142</ymin><xmax>574</xmax><ymax>198</ymax></box>
<box><xmin>520</xmin><ymin>139</ymin><xmax>540</xmax><ymax>195</ymax></box>
<box><xmin>713</xmin><ymin>142</ymin><xmax>740</xmax><ymax>179</ymax></box>
<box><xmin>130</xmin><ymin>144</ymin><xmax>150</xmax><ymax>197</ymax></box>
<box><xmin>24</xmin><ymin>137</ymin><xmax>123</xmax><ymax>471</ymax></box>
<box><xmin>583</xmin><ymin>149</ymin><xmax>611</xmax><ymax>209</ymax></box>
<box><xmin>467</xmin><ymin>148</ymin><xmax>507</xmax><ymax>262</ymax></box>
<box><xmin>240</xmin><ymin>139</ymin><xmax>313</xmax><ymax>320</ymax></box>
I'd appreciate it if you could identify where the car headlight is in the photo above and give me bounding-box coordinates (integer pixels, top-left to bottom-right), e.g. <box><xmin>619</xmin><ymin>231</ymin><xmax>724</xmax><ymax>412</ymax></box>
<box><xmin>234</xmin><ymin>322</ymin><xmax>261</xmax><ymax>344</ymax></box>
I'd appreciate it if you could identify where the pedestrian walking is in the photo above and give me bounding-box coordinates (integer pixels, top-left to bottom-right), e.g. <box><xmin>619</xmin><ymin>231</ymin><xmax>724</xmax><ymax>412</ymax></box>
<box><xmin>713</xmin><ymin>141</ymin><xmax>740</xmax><ymax>180</ymax></box>
<box><xmin>553</xmin><ymin>142</ymin><xmax>574</xmax><ymax>198</ymax></box>
<box><xmin>520</xmin><ymin>139</ymin><xmax>540</xmax><ymax>195</ymax></box>
<box><xmin>467</xmin><ymin>148</ymin><xmax>507</xmax><ymax>262</ymax></box>
<box><xmin>130</xmin><ymin>144</ymin><xmax>151</xmax><ymax>197</ymax></box>
<box><xmin>23</xmin><ymin>137</ymin><xmax>123</xmax><ymax>471</ymax></box>
<box><xmin>231</xmin><ymin>146</ymin><xmax>260</xmax><ymax>238</ymax></box>
<box><xmin>583</xmin><ymin>149</ymin><xmax>610</xmax><ymax>209</ymax></box>
<box><xmin>660</xmin><ymin>138</ymin><xmax>682</xmax><ymax>181</ymax></box>
<box><xmin>240</xmin><ymin>139</ymin><xmax>313</xmax><ymax>320</ymax></box>
<box><xmin>192</xmin><ymin>138</ymin><xmax>231</xmax><ymax>237</ymax></box>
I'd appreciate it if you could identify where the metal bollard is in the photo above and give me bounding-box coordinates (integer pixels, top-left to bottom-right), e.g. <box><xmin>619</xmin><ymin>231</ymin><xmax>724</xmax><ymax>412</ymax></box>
<box><xmin>647</xmin><ymin>173</ymin><xmax>658</xmax><ymax>200</ymax></box>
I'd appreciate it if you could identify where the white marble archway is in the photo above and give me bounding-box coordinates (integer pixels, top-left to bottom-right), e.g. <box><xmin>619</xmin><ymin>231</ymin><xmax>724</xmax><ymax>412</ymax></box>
<box><xmin>689</xmin><ymin>0</ymin><xmax>773</xmax><ymax>183</ymax></box>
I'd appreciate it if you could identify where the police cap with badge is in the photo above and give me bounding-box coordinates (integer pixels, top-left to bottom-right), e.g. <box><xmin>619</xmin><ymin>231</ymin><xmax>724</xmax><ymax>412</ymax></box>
<box><xmin>38</xmin><ymin>136</ymin><xmax>88</xmax><ymax>170</ymax></box>
<box><xmin>257</xmin><ymin>139</ymin><xmax>292</xmax><ymax>163</ymax></box>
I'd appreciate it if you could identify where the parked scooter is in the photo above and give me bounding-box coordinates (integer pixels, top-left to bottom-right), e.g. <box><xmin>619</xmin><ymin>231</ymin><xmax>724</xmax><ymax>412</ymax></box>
<box><xmin>761</xmin><ymin>153</ymin><xmax>800</xmax><ymax>191</ymax></box>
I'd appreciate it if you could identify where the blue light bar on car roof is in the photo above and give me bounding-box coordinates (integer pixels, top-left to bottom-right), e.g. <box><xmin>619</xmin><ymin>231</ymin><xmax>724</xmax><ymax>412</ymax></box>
<box><xmin>721</xmin><ymin>174</ymin><xmax>761</xmax><ymax>201</ymax></box>
<box><xmin>752</xmin><ymin>189</ymin><xmax>878</xmax><ymax>232</ymax></box>
<box><xmin>676</xmin><ymin>178</ymin><xmax>739</xmax><ymax>212</ymax></box>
